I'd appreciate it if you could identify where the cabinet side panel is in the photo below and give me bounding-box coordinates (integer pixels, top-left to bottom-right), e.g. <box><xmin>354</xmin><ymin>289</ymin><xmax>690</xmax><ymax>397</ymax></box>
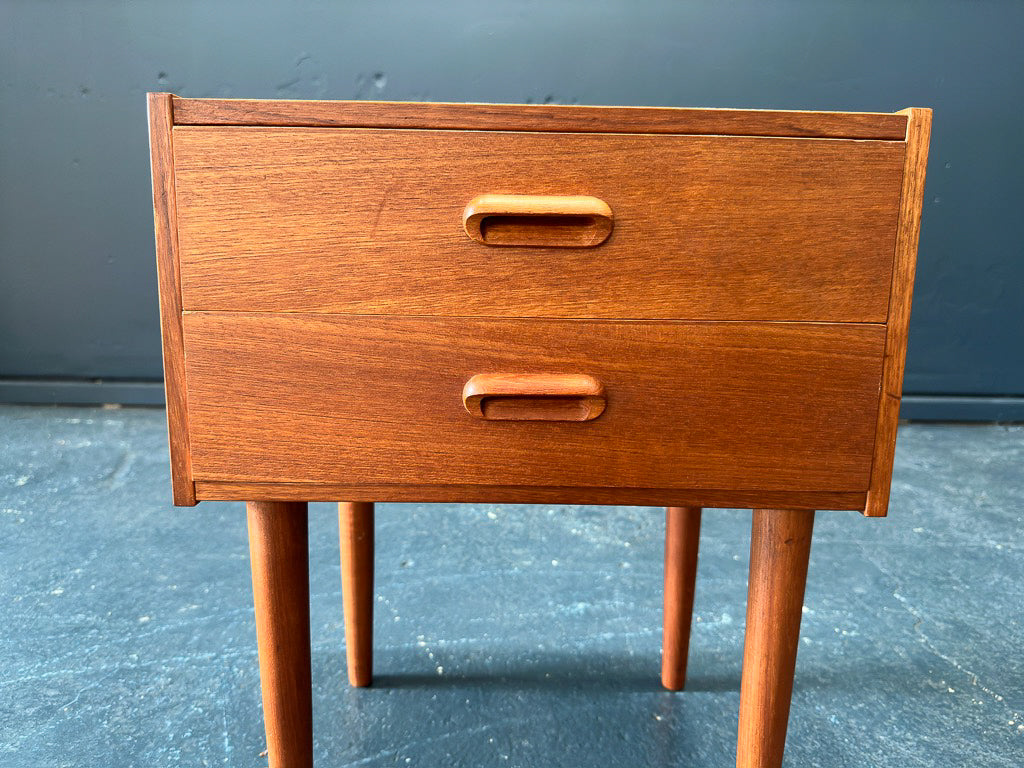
<box><xmin>148</xmin><ymin>92</ymin><xmax>196</xmax><ymax>506</ymax></box>
<box><xmin>864</xmin><ymin>108</ymin><xmax>933</xmax><ymax>517</ymax></box>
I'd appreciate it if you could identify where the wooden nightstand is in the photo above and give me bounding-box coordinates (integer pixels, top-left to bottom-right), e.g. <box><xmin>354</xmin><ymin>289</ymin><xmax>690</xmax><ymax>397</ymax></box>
<box><xmin>148</xmin><ymin>93</ymin><xmax>930</xmax><ymax>768</ymax></box>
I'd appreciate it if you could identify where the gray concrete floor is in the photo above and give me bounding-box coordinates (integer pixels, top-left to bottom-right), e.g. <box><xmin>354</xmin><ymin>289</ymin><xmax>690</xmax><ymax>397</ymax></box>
<box><xmin>0</xmin><ymin>405</ymin><xmax>1021</xmax><ymax>767</ymax></box>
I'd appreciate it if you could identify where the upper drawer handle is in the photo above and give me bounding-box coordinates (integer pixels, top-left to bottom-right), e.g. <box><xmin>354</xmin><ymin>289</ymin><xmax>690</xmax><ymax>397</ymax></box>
<box><xmin>462</xmin><ymin>373</ymin><xmax>606</xmax><ymax>422</ymax></box>
<box><xmin>463</xmin><ymin>194</ymin><xmax>613</xmax><ymax>247</ymax></box>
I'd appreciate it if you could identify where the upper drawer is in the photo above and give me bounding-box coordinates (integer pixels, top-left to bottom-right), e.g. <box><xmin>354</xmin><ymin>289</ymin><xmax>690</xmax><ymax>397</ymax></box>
<box><xmin>172</xmin><ymin>127</ymin><xmax>905</xmax><ymax>322</ymax></box>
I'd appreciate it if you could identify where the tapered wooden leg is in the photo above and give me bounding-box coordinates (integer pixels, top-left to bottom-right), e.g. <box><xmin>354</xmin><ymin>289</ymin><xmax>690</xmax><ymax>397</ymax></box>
<box><xmin>661</xmin><ymin>505</ymin><xmax>702</xmax><ymax>690</ymax></box>
<box><xmin>339</xmin><ymin>502</ymin><xmax>374</xmax><ymax>687</ymax></box>
<box><xmin>737</xmin><ymin>508</ymin><xmax>815</xmax><ymax>768</ymax></box>
<box><xmin>246</xmin><ymin>501</ymin><xmax>312</xmax><ymax>768</ymax></box>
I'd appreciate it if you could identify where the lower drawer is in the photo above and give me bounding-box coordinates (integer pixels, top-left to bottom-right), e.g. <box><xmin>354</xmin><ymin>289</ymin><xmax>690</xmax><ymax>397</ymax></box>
<box><xmin>181</xmin><ymin>313</ymin><xmax>885</xmax><ymax>492</ymax></box>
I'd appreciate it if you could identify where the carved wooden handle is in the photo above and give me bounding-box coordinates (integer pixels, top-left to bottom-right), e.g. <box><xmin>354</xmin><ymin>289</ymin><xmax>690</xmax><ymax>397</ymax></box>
<box><xmin>463</xmin><ymin>194</ymin><xmax>613</xmax><ymax>247</ymax></box>
<box><xmin>462</xmin><ymin>373</ymin><xmax>607</xmax><ymax>421</ymax></box>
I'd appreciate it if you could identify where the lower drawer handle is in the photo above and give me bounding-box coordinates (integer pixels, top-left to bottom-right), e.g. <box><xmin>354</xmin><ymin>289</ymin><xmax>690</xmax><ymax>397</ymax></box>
<box><xmin>462</xmin><ymin>373</ymin><xmax>606</xmax><ymax>422</ymax></box>
<box><xmin>463</xmin><ymin>194</ymin><xmax>613</xmax><ymax>247</ymax></box>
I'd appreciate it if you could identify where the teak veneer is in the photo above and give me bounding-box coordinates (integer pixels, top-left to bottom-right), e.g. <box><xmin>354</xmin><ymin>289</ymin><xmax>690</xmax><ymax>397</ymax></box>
<box><xmin>173</xmin><ymin>127</ymin><xmax>903</xmax><ymax>320</ymax></box>
<box><xmin>149</xmin><ymin>94</ymin><xmax>931</xmax><ymax>768</ymax></box>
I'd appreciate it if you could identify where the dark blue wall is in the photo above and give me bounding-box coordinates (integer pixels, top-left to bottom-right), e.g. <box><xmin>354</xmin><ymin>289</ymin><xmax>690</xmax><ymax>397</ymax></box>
<box><xmin>2</xmin><ymin>1</ymin><xmax>1022</xmax><ymax>414</ymax></box>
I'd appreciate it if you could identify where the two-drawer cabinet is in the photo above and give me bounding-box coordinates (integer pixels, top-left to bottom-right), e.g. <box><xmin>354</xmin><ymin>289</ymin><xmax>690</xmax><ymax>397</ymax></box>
<box><xmin>149</xmin><ymin>94</ymin><xmax>931</xmax><ymax>767</ymax></box>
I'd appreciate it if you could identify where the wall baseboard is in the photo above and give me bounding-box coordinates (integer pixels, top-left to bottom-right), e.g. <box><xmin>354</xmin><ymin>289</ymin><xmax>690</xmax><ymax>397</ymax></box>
<box><xmin>898</xmin><ymin>395</ymin><xmax>1024</xmax><ymax>422</ymax></box>
<box><xmin>0</xmin><ymin>379</ymin><xmax>165</xmax><ymax>406</ymax></box>
<box><xmin>1</xmin><ymin>379</ymin><xmax>1022</xmax><ymax>422</ymax></box>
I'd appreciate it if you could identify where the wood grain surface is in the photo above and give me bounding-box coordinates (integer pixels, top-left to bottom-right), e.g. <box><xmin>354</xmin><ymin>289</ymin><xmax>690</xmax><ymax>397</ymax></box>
<box><xmin>662</xmin><ymin>506</ymin><xmax>702</xmax><ymax>691</ymax></box>
<box><xmin>172</xmin><ymin>127</ymin><xmax>904</xmax><ymax>321</ymax></box>
<box><xmin>339</xmin><ymin>502</ymin><xmax>374</xmax><ymax>687</ymax></box>
<box><xmin>194</xmin><ymin>482</ymin><xmax>865</xmax><ymax>510</ymax></box>
<box><xmin>146</xmin><ymin>93</ymin><xmax>195</xmax><ymax>505</ymax></box>
<box><xmin>462</xmin><ymin>194</ymin><xmax>614</xmax><ymax>247</ymax></box>
<box><xmin>737</xmin><ymin>508</ymin><xmax>815</xmax><ymax>768</ymax></box>
<box><xmin>181</xmin><ymin>313</ymin><xmax>885</xmax><ymax>492</ymax></box>
<box><xmin>170</xmin><ymin>96</ymin><xmax>908</xmax><ymax>140</ymax></box>
<box><xmin>462</xmin><ymin>373</ymin><xmax>607</xmax><ymax>421</ymax></box>
<box><xmin>246</xmin><ymin>501</ymin><xmax>312</xmax><ymax>768</ymax></box>
<box><xmin>865</xmin><ymin>108</ymin><xmax>933</xmax><ymax>517</ymax></box>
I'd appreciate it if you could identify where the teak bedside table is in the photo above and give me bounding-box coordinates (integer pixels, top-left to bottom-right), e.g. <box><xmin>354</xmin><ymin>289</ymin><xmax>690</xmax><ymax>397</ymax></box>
<box><xmin>148</xmin><ymin>93</ymin><xmax>931</xmax><ymax>767</ymax></box>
